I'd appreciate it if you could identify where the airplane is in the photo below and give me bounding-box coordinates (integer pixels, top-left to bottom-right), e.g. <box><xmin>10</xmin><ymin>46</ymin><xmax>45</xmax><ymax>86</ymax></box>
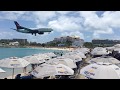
<box><xmin>11</xmin><ymin>21</ymin><xmax>53</xmax><ymax>36</ymax></box>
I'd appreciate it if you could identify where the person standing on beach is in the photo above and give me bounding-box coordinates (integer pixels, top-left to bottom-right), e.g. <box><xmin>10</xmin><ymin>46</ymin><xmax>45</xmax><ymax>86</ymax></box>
<box><xmin>23</xmin><ymin>67</ymin><xmax>27</xmax><ymax>74</ymax></box>
<box><xmin>31</xmin><ymin>64</ymin><xmax>35</xmax><ymax>70</ymax></box>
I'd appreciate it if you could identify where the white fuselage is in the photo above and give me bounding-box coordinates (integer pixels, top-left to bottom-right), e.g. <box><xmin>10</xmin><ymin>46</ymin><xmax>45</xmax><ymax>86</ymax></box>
<box><xmin>18</xmin><ymin>29</ymin><xmax>30</xmax><ymax>33</ymax></box>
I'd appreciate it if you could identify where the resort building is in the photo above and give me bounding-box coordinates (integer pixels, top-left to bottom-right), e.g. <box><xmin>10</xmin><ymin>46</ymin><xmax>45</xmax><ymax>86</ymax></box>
<box><xmin>53</xmin><ymin>36</ymin><xmax>82</xmax><ymax>43</ymax></box>
<box><xmin>92</xmin><ymin>39</ymin><xmax>120</xmax><ymax>47</ymax></box>
<box><xmin>48</xmin><ymin>35</ymin><xmax>84</xmax><ymax>47</ymax></box>
<box><xmin>0</xmin><ymin>39</ymin><xmax>28</xmax><ymax>46</ymax></box>
<box><xmin>72</xmin><ymin>39</ymin><xmax>84</xmax><ymax>47</ymax></box>
<box><xmin>9</xmin><ymin>41</ymin><xmax>19</xmax><ymax>46</ymax></box>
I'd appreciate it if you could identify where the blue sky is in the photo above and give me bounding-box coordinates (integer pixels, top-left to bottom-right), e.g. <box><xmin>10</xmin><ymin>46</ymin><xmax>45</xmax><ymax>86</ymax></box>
<box><xmin>0</xmin><ymin>11</ymin><xmax>120</xmax><ymax>43</ymax></box>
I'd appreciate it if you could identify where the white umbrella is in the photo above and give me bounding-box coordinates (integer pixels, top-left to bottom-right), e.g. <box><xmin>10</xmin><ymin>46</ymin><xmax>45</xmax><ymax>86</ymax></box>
<box><xmin>0</xmin><ymin>57</ymin><xmax>30</xmax><ymax>79</ymax></box>
<box><xmin>0</xmin><ymin>68</ymin><xmax>6</xmax><ymax>73</ymax></box>
<box><xmin>77</xmin><ymin>52</ymin><xmax>86</xmax><ymax>58</ymax></box>
<box><xmin>23</xmin><ymin>55</ymin><xmax>45</xmax><ymax>64</ymax></box>
<box><xmin>31</xmin><ymin>63</ymin><xmax>74</xmax><ymax>78</ymax></box>
<box><xmin>88</xmin><ymin>57</ymin><xmax>120</xmax><ymax>64</ymax></box>
<box><xmin>65</xmin><ymin>51</ymin><xmax>86</xmax><ymax>59</ymax></box>
<box><xmin>37</xmin><ymin>54</ymin><xmax>51</xmax><ymax>61</ymax></box>
<box><xmin>62</xmin><ymin>54</ymin><xmax>82</xmax><ymax>62</ymax></box>
<box><xmin>91</xmin><ymin>47</ymin><xmax>109</xmax><ymax>56</ymax></box>
<box><xmin>44</xmin><ymin>52</ymin><xmax>57</xmax><ymax>58</ymax></box>
<box><xmin>106</xmin><ymin>47</ymin><xmax>115</xmax><ymax>51</ymax></box>
<box><xmin>113</xmin><ymin>48</ymin><xmax>120</xmax><ymax>52</ymax></box>
<box><xmin>77</xmin><ymin>48</ymin><xmax>90</xmax><ymax>54</ymax></box>
<box><xmin>80</xmin><ymin>62</ymin><xmax>120</xmax><ymax>79</ymax></box>
<box><xmin>114</xmin><ymin>44</ymin><xmax>120</xmax><ymax>48</ymax></box>
<box><xmin>46</xmin><ymin>57</ymin><xmax>77</xmax><ymax>69</ymax></box>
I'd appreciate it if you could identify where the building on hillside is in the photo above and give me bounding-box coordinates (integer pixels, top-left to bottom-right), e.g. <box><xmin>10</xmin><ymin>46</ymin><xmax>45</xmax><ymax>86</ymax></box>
<box><xmin>0</xmin><ymin>39</ymin><xmax>28</xmax><ymax>46</ymax></box>
<box><xmin>53</xmin><ymin>36</ymin><xmax>82</xmax><ymax>42</ymax></box>
<box><xmin>48</xmin><ymin>35</ymin><xmax>84</xmax><ymax>47</ymax></box>
<box><xmin>58</xmin><ymin>44</ymin><xmax>65</xmax><ymax>47</ymax></box>
<box><xmin>92</xmin><ymin>39</ymin><xmax>120</xmax><ymax>47</ymax></box>
<box><xmin>72</xmin><ymin>39</ymin><xmax>84</xmax><ymax>47</ymax></box>
<box><xmin>12</xmin><ymin>39</ymin><xmax>28</xmax><ymax>45</ymax></box>
<box><xmin>9</xmin><ymin>41</ymin><xmax>19</xmax><ymax>46</ymax></box>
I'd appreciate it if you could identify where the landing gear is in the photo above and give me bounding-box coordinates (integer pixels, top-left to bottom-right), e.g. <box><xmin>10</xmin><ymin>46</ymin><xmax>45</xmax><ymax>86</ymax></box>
<box><xmin>32</xmin><ymin>33</ymin><xmax>33</xmax><ymax>35</ymax></box>
<box><xmin>35</xmin><ymin>33</ymin><xmax>36</xmax><ymax>36</ymax></box>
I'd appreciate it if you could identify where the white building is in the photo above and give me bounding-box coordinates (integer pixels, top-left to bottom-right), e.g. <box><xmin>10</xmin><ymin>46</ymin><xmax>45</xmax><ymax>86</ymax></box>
<box><xmin>9</xmin><ymin>41</ymin><xmax>19</xmax><ymax>46</ymax></box>
<box><xmin>72</xmin><ymin>39</ymin><xmax>84</xmax><ymax>47</ymax></box>
<box><xmin>53</xmin><ymin>35</ymin><xmax>84</xmax><ymax>47</ymax></box>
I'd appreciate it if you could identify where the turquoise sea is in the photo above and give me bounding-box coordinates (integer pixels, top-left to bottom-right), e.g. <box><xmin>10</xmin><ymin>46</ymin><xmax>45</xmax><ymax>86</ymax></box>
<box><xmin>0</xmin><ymin>47</ymin><xmax>67</xmax><ymax>79</ymax></box>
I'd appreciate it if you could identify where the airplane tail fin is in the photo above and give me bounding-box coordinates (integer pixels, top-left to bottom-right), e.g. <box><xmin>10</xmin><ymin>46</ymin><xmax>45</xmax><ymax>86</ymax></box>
<box><xmin>14</xmin><ymin>21</ymin><xmax>21</xmax><ymax>29</ymax></box>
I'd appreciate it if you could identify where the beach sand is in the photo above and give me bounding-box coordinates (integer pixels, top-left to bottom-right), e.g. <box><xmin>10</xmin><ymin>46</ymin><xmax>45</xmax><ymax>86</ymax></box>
<box><xmin>27</xmin><ymin>46</ymin><xmax>75</xmax><ymax>51</ymax></box>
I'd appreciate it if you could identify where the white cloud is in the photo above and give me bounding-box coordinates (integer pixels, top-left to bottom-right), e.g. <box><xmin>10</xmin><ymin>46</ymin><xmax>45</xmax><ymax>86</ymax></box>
<box><xmin>32</xmin><ymin>11</ymin><xmax>56</xmax><ymax>23</ymax></box>
<box><xmin>93</xmin><ymin>28</ymin><xmax>114</xmax><ymax>39</ymax></box>
<box><xmin>0</xmin><ymin>11</ymin><xmax>56</xmax><ymax>23</ymax></box>
<box><xmin>0</xmin><ymin>11</ymin><xmax>28</xmax><ymax>20</ymax></box>
<box><xmin>101</xmin><ymin>11</ymin><xmax>120</xmax><ymax>28</ymax></box>
<box><xmin>0</xmin><ymin>31</ymin><xmax>17</xmax><ymax>39</ymax></box>
<box><xmin>48</xmin><ymin>15</ymin><xmax>83</xmax><ymax>32</ymax></box>
<box><xmin>86</xmin><ymin>36</ymin><xmax>91</xmax><ymax>38</ymax></box>
<box><xmin>56</xmin><ymin>11</ymin><xmax>72</xmax><ymax>15</ymax></box>
<box><xmin>79</xmin><ymin>11</ymin><xmax>118</xmax><ymax>39</ymax></box>
<box><xmin>79</xmin><ymin>11</ymin><xmax>106</xmax><ymax>30</ymax></box>
<box><xmin>110</xmin><ymin>35</ymin><xmax>120</xmax><ymax>40</ymax></box>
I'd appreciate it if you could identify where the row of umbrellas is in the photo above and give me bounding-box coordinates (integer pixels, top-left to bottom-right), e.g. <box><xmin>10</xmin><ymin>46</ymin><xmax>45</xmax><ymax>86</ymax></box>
<box><xmin>79</xmin><ymin>46</ymin><xmax>120</xmax><ymax>79</ymax></box>
<box><xmin>0</xmin><ymin>50</ymin><xmax>86</xmax><ymax>79</ymax></box>
<box><xmin>2</xmin><ymin>47</ymin><xmax>120</xmax><ymax>79</ymax></box>
<box><xmin>91</xmin><ymin>47</ymin><xmax>109</xmax><ymax>56</ymax></box>
<box><xmin>31</xmin><ymin>63</ymin><xmax>74</xmax><ymax>78</ymax></box>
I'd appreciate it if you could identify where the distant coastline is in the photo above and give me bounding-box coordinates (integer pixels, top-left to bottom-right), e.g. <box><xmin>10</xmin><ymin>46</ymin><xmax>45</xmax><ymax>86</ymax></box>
<box><xmin>0</xmin><ymin>45</ymin><xmax>75</xmax><ymax>51</ymax></box>
<box><xmin>26</xmin><ymin>46</ymin><xmax>75</xmax><ymax>51</ymax></box>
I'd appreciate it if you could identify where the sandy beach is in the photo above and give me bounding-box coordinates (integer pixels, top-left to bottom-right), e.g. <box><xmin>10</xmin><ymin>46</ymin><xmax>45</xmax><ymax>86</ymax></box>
<box><xmin>27</xmin><ymin>46</ymin><xmax>75</xmax><ymax>51</ymax></box>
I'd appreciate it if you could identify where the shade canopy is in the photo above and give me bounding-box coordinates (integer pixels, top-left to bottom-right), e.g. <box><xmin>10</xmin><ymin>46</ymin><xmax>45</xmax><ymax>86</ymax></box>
<box><xmin>0</xmin><ymin>57</ymin><xmax>30</xmax><ymax>79</ymax></box>
<box><xmin>0</xmin><ymin>68</ymin><xmax>6</xmax><ymax>73</ymax></box>
<box><xmin>0</xmin><ymin>57</ymin><xmax>30</xmax><ymax>68</ymax></box>
<box><xmin>88</xmin><ymin>56</ymin><xmax>120</xmax><ymax>64</ymax></box>
<box><xmin>23</xmin><ymin>55</ymin><xmax>45</xmax><ymax>64</ymax></box>
<box><xmin>65</xmin><ymin>51</ymin><xmax>86</xmax><ymax>59</ymax></box>
<box><xmin>62</xmin><ymin>54</ymin><xmax>82</xmax><ymax>62</ymax></box>
<box><xmin>31</xmin><ymin>63</ymin><xmax>74</xmax><ymax>78</ymax></box>
<box><xmin>91</xmin><ymin>47</ymin><xmax>109</xmax><ymax>55</ymax></box>
<box><xmin>37</xmin><ymin>54</ymin><xmax>51</xmax><ymax>60</ymax></box>
<box><xmin>80</xmin><ymin>62</ymin><xmax>120</xmax><ymax>79</ymax></box>
<box><xmin>46</xmin><ymin>57</ymin><xmax>77</xmax><ymax>69</ymax></box>
<box><xmin>77</xmin><ymin>48</ymin><xmax>90</xmax><ymax>54</ymax></box>
<box><xmin>44</xmin><ymin>52</ymin><xmax>57</xmax><ymax>58</ymax></box>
